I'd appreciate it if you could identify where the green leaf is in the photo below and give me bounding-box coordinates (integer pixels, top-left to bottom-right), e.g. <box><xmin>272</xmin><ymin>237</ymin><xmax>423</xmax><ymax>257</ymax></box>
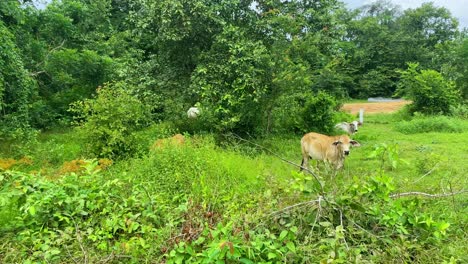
<box><xmin>240</xmin><ymin>258</ymin><xmax>255</xmax><ymax>264</ymax></box>
<box><xmin>286</xmin><ymin>241</ymin><xmax>296</xmax><ymax>253</ymax></box>
<box><xmin>28</xmin><ymin>205</ymin><xmax>36</xmax><ymax>216</ymax></box>
<box><xmin>268</xmin><ymin>252</ymin><xmax>277</xmax><ymax>259</ymax></box>
<box><xmin>279</xmin><ymin>230</ymin><xmax>288</xmax><ymax>240</ymax></box>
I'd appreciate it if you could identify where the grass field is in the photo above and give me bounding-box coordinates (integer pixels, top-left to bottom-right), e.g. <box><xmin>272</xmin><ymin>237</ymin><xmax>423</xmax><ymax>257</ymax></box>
<box><xmin>0</xmin><ymin>112</ymin><xmax>467</xmax><ymax>263</ymax></box>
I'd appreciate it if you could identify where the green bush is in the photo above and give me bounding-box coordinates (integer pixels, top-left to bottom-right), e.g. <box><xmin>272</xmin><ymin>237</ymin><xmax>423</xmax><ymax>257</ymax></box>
<box><xmin>69</xmin><ymin>81</ymin><xmax>151</xmax><ymax>158</ymax></box>
<box><xmin>396</xmin><ymin>63</ymin><xmax>460</xmax><ymax>115</ymax></box>
<box><xmin>0</xmin><ymin>136</ymin><xmax>456</xmax><ymax>263</ymax></box>
<box><xmin>394</xmin><ymin>115</ymin><xmax>466</xmax><ymax>134</ymax></box>
<box><xmin>300</xmin><ymin>91</ymin><xmax>340</xmax><ymax>134</ymax></box>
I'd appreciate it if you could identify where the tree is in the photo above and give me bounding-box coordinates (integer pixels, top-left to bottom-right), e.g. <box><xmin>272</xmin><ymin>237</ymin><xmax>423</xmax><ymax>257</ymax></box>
<box><xmin>397</xmin><ymin>2</ymin><xmax>459</xmax><ymax>69</ymax></box>
<box><xmin>191</xmin><ymin>25</ymin><xmax>273</xmax><ymax>134</ymax></box>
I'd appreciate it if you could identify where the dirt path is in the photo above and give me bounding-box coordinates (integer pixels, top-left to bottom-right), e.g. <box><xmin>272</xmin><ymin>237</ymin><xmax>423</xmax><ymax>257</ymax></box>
<box><xmin>341</xmin><ymin>101</ymin><xmax>411</xmax><ymax>114</ymax></box>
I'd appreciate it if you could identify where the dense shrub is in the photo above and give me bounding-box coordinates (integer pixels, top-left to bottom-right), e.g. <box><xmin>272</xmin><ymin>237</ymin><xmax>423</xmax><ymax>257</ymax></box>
<box><xmin>300</xmin><ymin>91</ymin><xmax>341</xmax><ymax>134</ymax></box>
<box><xmin>396</xmin><ymin>63</ymin><xmax>460</xmax><ymax>115</ymax></box>
<box><xmin>357</xmin><ymin>67</ymin><xmax>398</xmax><ymax>98</ymax></box>
<box><xmin>0</xmin><ymin>167</ymin><xmax>170</xmax><ymax>263</ymax></box>
<box><xmin>69</xmin><ymin>81</ymin><xmax>151</xmax><ymax>158</ymax></box>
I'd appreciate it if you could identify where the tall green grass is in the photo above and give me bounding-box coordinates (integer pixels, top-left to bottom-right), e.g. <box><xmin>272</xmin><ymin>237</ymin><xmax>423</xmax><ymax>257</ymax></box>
<box><xmin>395</xmin><ymin>115</ymin><xmax>467</xmax><ymax>134</ymax></box>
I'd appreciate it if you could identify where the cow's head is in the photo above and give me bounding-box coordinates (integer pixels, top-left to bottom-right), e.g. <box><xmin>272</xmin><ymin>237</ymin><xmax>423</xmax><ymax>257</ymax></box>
<box><xmin>350</xmin><ymin>120</ymin><xmax>361</xmax><ymax>133</ymax></box>
<box><xmin>332</xmin><ymin>136</ymin><xmax>361</xmax><ymax>156</ymax></box>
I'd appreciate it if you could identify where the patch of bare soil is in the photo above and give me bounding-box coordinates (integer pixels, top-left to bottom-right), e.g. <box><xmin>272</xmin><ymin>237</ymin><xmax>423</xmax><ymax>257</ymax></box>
<box><xmin>341</xmin><ymin>101</ymin><xmax>411</xmax><ymax>114</ymax></box>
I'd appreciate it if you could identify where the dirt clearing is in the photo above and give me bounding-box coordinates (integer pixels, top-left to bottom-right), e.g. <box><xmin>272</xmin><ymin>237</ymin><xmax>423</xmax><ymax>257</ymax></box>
<box><xmin>341</xmin><ymin>101</ymin><xmax>411</xmax><ymax>114</ymax></box>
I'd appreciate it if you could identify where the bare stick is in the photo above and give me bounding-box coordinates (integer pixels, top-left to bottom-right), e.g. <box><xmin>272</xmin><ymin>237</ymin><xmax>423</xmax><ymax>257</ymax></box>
<box><xmin>390</xmin><ymin>190</ymin><xmax>467</xmax><ymax>199</ymax></box>
<box><xmin>339</xmin><ymin>209</ymin><xmax>349</xmax><ymax>250</ymax></box>
<box><xmin>68</xmin><ymin>215</ymin><xmax>89</xmax><ymax>264</ymax></box>
<box><xmin>65</xmin><ymin>246</ymin><xmax>79</xmax><ymax>264</ymax></box>
<box><xmin>269</xmin><ymin>197</ymin><xmax>322</xmax><ymax>216</ymax></box>
<box><xmin>412</xmin><ymin>162</ymin><xmax>440</xmax><ymax>183</ymax></box>
<box><xmin>227</xmin><ymin>133</ymin><xmax>324</xmax><ymax>194</ymax></box>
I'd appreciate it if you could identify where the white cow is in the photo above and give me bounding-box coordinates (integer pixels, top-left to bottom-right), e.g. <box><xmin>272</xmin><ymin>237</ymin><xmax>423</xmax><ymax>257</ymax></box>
<box><xmin>187</xmin><ymin>107</ymin><xmax>200</xmax><ymax>118</ymax></box>
<box><xmin>335</xmin><ymin>121</ymin><xmax>361</xmax><ymax>135</ymax></box>
<box><xmin>300</xmin><ymin>132</ymin><xmax>360</xmax><ymax>170</ymax></box>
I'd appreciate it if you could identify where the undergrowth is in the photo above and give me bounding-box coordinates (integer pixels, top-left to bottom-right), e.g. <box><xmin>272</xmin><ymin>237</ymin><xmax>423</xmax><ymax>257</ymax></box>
<box><xmin>0</xmin><ymin>114</ymin><xmax>467</xmax><ymax>263</ymax></box>
<box><xmin>0</xmin><ymin>139</ymin><xmax>464</xmax><ymax>263</ymax></box>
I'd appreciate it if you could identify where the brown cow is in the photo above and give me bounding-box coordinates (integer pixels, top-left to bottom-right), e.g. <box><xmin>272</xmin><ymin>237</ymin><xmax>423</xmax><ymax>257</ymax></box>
<box><xmin>300</xmin><ymin>132</ymin><xmax>360</xmax><ymax>171</ymax></box>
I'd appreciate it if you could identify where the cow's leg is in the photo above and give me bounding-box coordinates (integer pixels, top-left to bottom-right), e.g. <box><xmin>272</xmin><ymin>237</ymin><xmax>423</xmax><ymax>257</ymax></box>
<box><xmin>300</xmin><ymin>155</ymin><xmax>309</xmax><ymax>171</ymax></box>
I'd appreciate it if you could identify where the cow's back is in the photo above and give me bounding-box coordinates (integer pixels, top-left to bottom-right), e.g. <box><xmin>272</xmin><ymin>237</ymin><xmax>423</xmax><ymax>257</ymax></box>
<box><xmin>301</xmin><ymin>132</ymin><xmax>336</xmax><ymax>161</ymax></box>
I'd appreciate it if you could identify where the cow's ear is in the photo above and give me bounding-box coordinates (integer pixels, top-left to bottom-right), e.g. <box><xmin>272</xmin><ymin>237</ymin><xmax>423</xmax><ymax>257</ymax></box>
<box><xmin>350</xmin><ymin>140</ymin><xmax>360</xmax><ymax>147</ymax></box>
<box><xmin>332</xmin><ymin>141</ymin><xmax>342</xmax><ymax>146</ymax></box>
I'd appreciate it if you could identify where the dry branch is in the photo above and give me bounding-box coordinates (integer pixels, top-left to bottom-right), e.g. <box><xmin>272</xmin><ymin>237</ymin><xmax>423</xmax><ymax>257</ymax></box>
<box><xmin>269</xmin><ymin>196</ymin><xmax>323</xmax><ymax>216</ymax></box>
<box><xmin>30</xmin><ymin>40</ymin><xmax>66</xmax><ymax>77</ymax></box>
<box><xmin>390</xmin><ymin>190</ymin><xmax>467</xmax><ymax>199</ymax></box>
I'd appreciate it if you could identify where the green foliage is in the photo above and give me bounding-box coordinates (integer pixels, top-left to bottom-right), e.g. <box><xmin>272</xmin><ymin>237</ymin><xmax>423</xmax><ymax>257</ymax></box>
<box><xmin>271</xmin><ymin>91</ymin><xmax>345</xmax><ymax>135</ymax></box>
<box><xmin>0</xmin><ymin>165</ymin><xmax>169</xmax><ymax>263</ymax></box>
<box><xmin>300</xmin><ymin>91</ymin><xmax>340</xmax><ymax>134</ymax></box>
<box><xmin>167</xmin><ymin>223</ymin><xmax>299</xmax><ymax>263</ymax></box>
<box><xmin>452</xmin><ymin>39</ymin><xmax>468</xmax><ymax>99</ymax></box>
<box><xmin>347</xmin><ymin>1</ymin><xmax>460</xmax><ymax>99</ymax></box>
<box><xmin>123</xmin><ymin>135</ymin><xmax>266</xmax><ymax>212</ymax></box>
<box><xmin>357</xmin><ymin>67</ymin><xmax>398</xmax><ymax>98</ymax></box>
<box><xmin>394</xmin><ymin>115</ymin><xmax>467</xmax><ymax>134</ymax></box>
<box><xmin>256</xmin><ymin>172</ymin><xmax>453</xmax><ymax>263</ymax></box>
<box><xmin>0</xmin><ymin>22</ymin><xmax>38</xmax><ymax>141</ymax></box>
<box><xmin>396</xmin><ymin>63</ymin><xmax>460</xmax><ymax>115</ymax></box>
<box><xmin>43</xmin><ymin>48</ymin><xmax>115</xmax><ymax>119</ymax></box>
<box><xmin>450</xmin><ymin>102</ymin><xmax>468</xmax><ymax>119</ymax></box>
<box><xmin>367</xmin><ymin>143</ymin><xmax>409</xmax><ymax>170</ymax></box>
<box><xmin>1</xmin><ymin>0</ymin><xmax>467</xmax><ymax>261</ymax></box>
<box><xmin>69</xmin><ymin>82</ymin><xmax>151</xmax><ymax>158</ymax></box>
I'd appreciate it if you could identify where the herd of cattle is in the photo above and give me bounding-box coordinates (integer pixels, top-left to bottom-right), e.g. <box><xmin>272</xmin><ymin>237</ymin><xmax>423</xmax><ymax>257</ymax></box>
<box><xmin>186</xmin><ymin>106</ymin><xmax>362</xmax><ymax>171</ymax></box>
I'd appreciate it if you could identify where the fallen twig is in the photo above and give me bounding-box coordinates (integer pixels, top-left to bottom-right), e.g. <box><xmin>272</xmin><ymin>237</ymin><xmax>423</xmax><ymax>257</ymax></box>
<box><xmin>390</xmin><ymin>190</ymin><xmax>467</xmax><ymax>199</ymax></box>
<box><xmin>269</xmin><ymin>196</ymin><xmax>323</xmax><ymax>216</ymax></box>
<box><xmin>71</xmin><ymin>216</ymin><xmax>89</xmax><ymax>264</ymax></box>
<box><xmin>412</xmin><ymin>162</ymin><xmax>440</xmax><ymax>183</ymax></box>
